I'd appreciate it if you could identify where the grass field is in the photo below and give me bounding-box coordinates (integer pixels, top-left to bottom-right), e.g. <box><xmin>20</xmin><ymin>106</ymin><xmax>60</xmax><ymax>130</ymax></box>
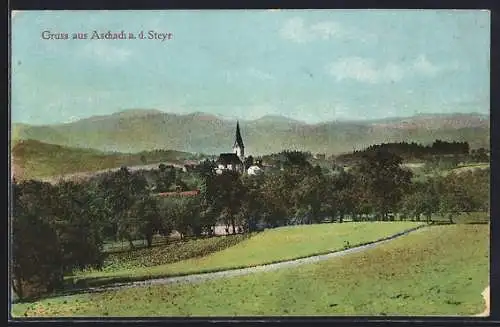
<box><xmin>450</xmin><ymin>163</ymin><xmax>490</xmax><ymax>174</ymax></box>
<box><xmin>12</xmin><ymin>224</ymin><xmax>489</xmax><ymax>317</ymax></box>
<box><xmin>430</xmin><ymin>212</ymin><xmax>489</xmax><ymax>224</ymax></box>
<box><xmin>70</xmin><ymin>222</ymin><xmax>423</xmax><ymax>288</ymax></box>
<box><xmin>411</xmin><ymin>162</ymin><xmax>490</xmax><ymax>182</ymax></box>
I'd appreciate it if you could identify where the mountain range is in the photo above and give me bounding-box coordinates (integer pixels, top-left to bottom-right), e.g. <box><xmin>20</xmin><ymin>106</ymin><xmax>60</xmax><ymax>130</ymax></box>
<box><xmin>12</xmin><ymin>109</ymin><xmax>490</xmax><ymax>156</ymax></box>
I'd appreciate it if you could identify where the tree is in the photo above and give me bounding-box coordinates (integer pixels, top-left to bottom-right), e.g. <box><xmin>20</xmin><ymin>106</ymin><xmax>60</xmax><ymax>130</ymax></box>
<box><xmin>437</xmin><ymin>171</ymin><xmax>484</xmax><ymax>223</ymax></box>
<box><xmin>157</xmin><ymin>197</ymin><xmax>176</xmax><ymax>237</ymax></box>
<box><xmin>399</xmin><ymin>181</ymin><xmax>439</xmax><ymax>223</ymax></box>
<box><xmin>172</xmin><ymin>196</ymin><xmax>201</xmax><ymax>238</ymax></box>
<box><xmin>280</xmin><ymin>150</ymin><xmax>312</xmax><ymax>170</ymax></box>
<box><xmin>213</xmin><ymin>171</ymin><xmax>245</xmax><ymax>233</ymax></box>
<box><xmin>52</xmin><ymin>181</ymin><xmax>104</xmax><ymax>273</ymax></box>
<box><xmin>128</xmin><ymin>196</ymin><xmax>162</xmax><ymax>247</ymax></box>
<box><xmin>196</xmin><ymin>160</ymin><xmax>221</xmax><ymax>235</ymax></box>
<box><xmin>240</xmin><ymin>174</ymin><xmax>265</xmax><ymax>232</ymax></box>
<box><xmin>156</xmin><ymin>165</ymin><xmax>176</xmax><ymax>192</ymax></box>
<box><xmin>473</xmin><ymin>148</ymin><xmax>489</xmax><ymax>162</ymax></box>
<box><xmin>12</xmin><ymin>179</ymin><xmax>105</xmax><ymax>300</ymax></box>
<box><xmin>12</xmin><ymin>212</ymin><xmax>63</xmax><ymax>300</ymax></box>
<box><xmin>96</xmin><ymin>167</ymin><xmax>149</xmax><ymax>248</ymax></box>
<box><xmin>351</xmin><ymin>149</ymin><xmax>413</xmax><ymax>220</ymax></box>
<box><xmin>324</xmin><ymin>170</ymin><xmax>356</xmax><ymax>223</ymax></box>
<box><xmin>292</xmin><ymin>167</ymin><xmax>328</xmax><ymax>224</ymax></box>
<box><xmin>199</xmin><ymin>202</ymin><xmax>218</xmax><ymax>236</ymax></box>
<box><xmin>259</xmin><ymin>171</ymin><xmax>290</xmax><ymax>227</ymax></box>
<box><xmin>12</xmin><ymin>181</ymin><xmax>64</xmax><ymax>300</ymax></box>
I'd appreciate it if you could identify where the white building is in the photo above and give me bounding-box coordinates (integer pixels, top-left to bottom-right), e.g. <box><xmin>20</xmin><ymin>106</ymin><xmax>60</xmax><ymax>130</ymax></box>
<box><xmin>247</xmin><ymin>165</ymin><xmax>262</xmax><ymax>175</ymax></box>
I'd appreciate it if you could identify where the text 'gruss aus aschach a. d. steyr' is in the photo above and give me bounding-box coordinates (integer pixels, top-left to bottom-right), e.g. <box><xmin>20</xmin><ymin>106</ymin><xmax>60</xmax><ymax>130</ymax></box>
<box><xmin>41</xmin><ymin>30</ymin><xmax>173</xmax><ymax>42</ymax></box>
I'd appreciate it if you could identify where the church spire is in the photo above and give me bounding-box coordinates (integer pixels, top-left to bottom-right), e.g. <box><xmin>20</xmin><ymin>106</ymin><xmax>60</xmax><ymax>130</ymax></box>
<box><xmin>234</xmin><ymin>121</ymin><xmax>244</xmax><ymax>149</ymax></box>
<box><xmin>233</xmin><ymin>121</ymin><xmax>245</xmax><ymax>160</ymax></box>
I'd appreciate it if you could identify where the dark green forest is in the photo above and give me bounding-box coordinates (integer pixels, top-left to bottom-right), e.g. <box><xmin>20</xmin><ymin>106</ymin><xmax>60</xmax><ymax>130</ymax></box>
<box><xmin>335</xmin><ymin>140</ymin><xmax>488</xmax><ymax>163</ymax></box>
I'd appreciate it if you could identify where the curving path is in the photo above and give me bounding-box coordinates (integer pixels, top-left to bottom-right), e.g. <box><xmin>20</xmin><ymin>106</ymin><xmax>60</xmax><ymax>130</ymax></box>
<box><xmin>84</xmin><ymin>225</ymin><xmax>428</xmax><ymax>294</ymax></box>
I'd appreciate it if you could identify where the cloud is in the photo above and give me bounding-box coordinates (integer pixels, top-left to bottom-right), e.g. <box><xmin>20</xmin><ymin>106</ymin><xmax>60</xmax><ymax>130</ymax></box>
<box><xmin>280</xmin><ymin>18</ymin><xmax>312</xmax><ymax>43</ymax></box>
<box><xmin>280</xmin><ymin>17</ymin><xmax>376</xmax><ymax>44</ymax></box>
<box><xmin>327</xmin><ymin>55</ymin><xmax>459</xmax><ymax>83</ymax></box>
<box><xmin>412</xmin><ymin>55</ymin><xmax>462</xmax><ymax>76</ymax></box>
<box><xmin>310</xmin><ymin>21</ymin><xmax>345</xmax><ymax>40</ymax></box>
<box><xmin>412</xmin><ymin>55</ymin><xmax>440</xmax><ymax>76</ymax></box>
<box><xmin>327</xmin><ymin>57</ymin><xmax>404</xmax><ymax>83</ymax></box>
<box><xmin>82</xmin><ymin>42</ymin><xmax>132</xmax><ymax>64</ymax></box>
<box><xmin>246</xmin><ymin>68</ymin><xmax>274</xmax><ymax>80</ymax></box>
<box><xmin>223</xmin><ymin>68</ymin><xmax>274</xmax><ymax>82</ymax></box>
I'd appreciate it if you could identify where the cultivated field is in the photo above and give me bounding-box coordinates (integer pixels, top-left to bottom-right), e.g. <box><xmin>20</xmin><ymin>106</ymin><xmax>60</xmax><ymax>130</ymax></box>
<box><xmin>97</xmin><ymin>234</ymin><xmax>252</xmax><ymax>274</ymax></box>
<box><xmin>12</xmin><ymin>224</ymin><xmax>488</xmax><ymax>317</ymax></box>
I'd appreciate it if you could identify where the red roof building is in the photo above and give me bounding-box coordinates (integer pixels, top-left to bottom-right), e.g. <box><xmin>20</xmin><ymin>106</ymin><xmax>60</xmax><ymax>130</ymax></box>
<box><xmin>156</xmin><ymin>189</ymin><xmax>200</xmax><ymax>197</ymax></box>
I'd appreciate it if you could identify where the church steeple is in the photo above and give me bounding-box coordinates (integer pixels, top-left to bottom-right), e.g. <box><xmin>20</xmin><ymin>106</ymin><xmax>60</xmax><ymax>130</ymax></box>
<box><xmin>234</xmin><ymin>121</ymin><xmax>244</xmax><ymax>148</ymax></box>
<box><xmin>233</xmin><ymin>121</ymin><xmax>245</xmax><ymax>159</ymax></box>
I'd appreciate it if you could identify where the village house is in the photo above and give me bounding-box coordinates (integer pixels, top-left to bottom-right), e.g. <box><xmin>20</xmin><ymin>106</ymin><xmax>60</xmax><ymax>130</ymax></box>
<box><xmin>182</xmin><ymin>160</ymin><xmax>199</xmax><ymax>172</ymax></box>
<box><xmin>314</xmin><ymin>153</ymin><xmax>326</xmax><ymax>160</ymax></box>
<box><xmin>247</xmin><ymin>164</ymin><xmax>262</xmax><ymax>175</ymax></box>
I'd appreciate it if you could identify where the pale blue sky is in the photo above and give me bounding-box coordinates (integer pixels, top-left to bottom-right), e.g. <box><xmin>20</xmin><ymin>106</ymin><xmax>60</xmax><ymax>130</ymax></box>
<box><xmin>11</xmin><ymin>10</ymin><xmax>490</xmax><ymax>125</ymax></box>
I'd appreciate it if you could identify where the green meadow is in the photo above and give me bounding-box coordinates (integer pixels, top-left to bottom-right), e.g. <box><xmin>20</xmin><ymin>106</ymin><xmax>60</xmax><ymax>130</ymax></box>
<box><xmin>13</xmin><ymin>224</ymin><xmax>488</xmax><ymax>317</ymax></box>
<box><xmin>69</xmin><ymin>222</ymin><xmax>424</xmax><ymax>288</ymax></box>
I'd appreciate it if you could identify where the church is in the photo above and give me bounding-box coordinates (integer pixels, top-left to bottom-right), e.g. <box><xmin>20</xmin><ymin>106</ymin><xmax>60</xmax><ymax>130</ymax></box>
<box><xmin>216</xmin><ymin>121</ymin><xmax>246</xmax><ymax>174</ymax></box>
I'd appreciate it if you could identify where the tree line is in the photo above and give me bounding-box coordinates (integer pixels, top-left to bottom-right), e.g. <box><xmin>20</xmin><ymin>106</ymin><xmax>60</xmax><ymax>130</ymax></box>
<box><xmin>336</xmin><ymin>140</ymin><xmax>481</xmax><ymax>163</ymax></box>
<box><xmin>11</xmin><ymin>148</ymin><xmax>489</xmax><ymax>300</ymax></box>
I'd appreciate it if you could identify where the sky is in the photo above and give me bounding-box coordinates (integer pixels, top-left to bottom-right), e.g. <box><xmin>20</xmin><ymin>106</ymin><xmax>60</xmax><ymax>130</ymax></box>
<box><xmin>11</xmin><ymin>10</ymin><xmax>490</xmax><ymax>125</ymax></box>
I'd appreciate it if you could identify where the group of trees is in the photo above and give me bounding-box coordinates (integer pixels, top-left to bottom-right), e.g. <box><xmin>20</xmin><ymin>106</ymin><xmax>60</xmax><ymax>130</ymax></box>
<box><xmin>260</xmin><ymin>150</ymin><xmax>313</xmax><ymax>168</ymax></box>
<box><xmin>336</xmin><ymin>140</ymin><xmax>481</xmax><ymax>163</ymax></box>
<box><xmin>470</xmin><ymin>147</ymin><xmax>489</xmax><ymax>162</ymax></box>
<box><xmin>12</xmin><ymin>180</ymin><xmax>104</xmax><ymax>300</ymax></box>
<box><xmin>12</xmin><ymin>147</ymin><xmax>489</xmax><ymax>300</ymax></box>
<box><xmin>399</xmin><ymin>168</ymin><xmax>489</xmax><ymax>223</ymax></box>
<box><xmin>430</xmin><ymin>140</ymin><xmax>470</xmax><ymax>155</ymax></box>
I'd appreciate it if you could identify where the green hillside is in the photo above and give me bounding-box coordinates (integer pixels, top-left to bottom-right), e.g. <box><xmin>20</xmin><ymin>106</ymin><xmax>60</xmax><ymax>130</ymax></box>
<box><xmin>12</xmin><ymin>111</ymin><xmax>490</xmax><ymax>156</ymax></box>
<box><xmin>11</xmin><ymin>139</ymin><xmax>193</xmax><ymax>180</ymax></box>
